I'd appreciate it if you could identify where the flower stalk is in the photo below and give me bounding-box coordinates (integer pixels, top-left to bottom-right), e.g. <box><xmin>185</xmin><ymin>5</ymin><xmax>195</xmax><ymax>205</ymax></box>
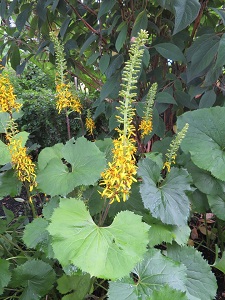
<box><xmin>163</xmin><ymin>123</ymin><xmax>189</xmax><ymax>172</ymax></box>
<box><xmin>100</xmin><ymin>30</ymin><xmax>149</xmax><ymax>204</ymax></box>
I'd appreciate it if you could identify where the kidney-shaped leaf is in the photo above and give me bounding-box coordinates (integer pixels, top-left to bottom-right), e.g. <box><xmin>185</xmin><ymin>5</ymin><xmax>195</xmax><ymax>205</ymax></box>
<box><xmin>167</xmin><ymin>245</ymin><xmax>217</xmax><ymax>300</ymax></box>
<box><xmin>177</xmin><ymin>107</ymin><xmax>225</xmax><ymax>181</ymax></box>
<box><xmin>37</xmin><ymin>137</ymin><xmax>106</xmax><ymax>196</ymax></box>
<box><xmin>138</xmin><ymin>158</ymin><xmax>192</xmax><ymax>226</ymax></box>
<box><xmin>108</xmin><ymin>248</ymin><xmax>187</xmax><ymax>300</ymax></box>
<box><xmin>48</xmin><ymin>198</ymin><xmax>149</xmax><ymax>280</ymax></box>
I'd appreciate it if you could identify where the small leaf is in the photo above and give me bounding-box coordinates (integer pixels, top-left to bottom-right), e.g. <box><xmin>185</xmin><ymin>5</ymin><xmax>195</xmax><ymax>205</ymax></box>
<box><xmin>172</xmin><ymin>0</ymin><xmax>200</xmax><ymax>35</ymax></box>
<box><xmin>16</xmin><ymin>5</ymin><xmax>32</xmax><ymax>32</ymax></box>
<box><xmin>0</xmin><ymin>140</ymin><xmax>10</xmax><ymax>165</ymax></box>
<box><xmin>138</xmin><ymin>159</ymin><xmax>192</xmax><ymax>225</ymax></box>
<box><xmin>156</xmin><ymin>92</ymin><xmax>177</xmax><ymax>104</ymax></box>
<box><xmin>0</xmin><ymin>259</ymin><xmax>11</xmax><ymax>295</ymax></box>
<box><xmin>48</xmin><ymin>198</ymin><xmax>149</xmax><ymax>279</ymax></box>
<box><xmin>99</xmin><ymin>53</ymin><xmax>110</xmax><ymax>73</ymax></box>
<box><xmin>211</xmin><ymin>8</ymin><xmax>225</xmax><ymax>26</ymax></box>
<box><xmin>199</xmin><ymin>90</ymin><xmax>216</xmax><ymax>108</ymax></box>
<box><xmin>108</xmin><ymin>249</ymin><xmax>187</xmax><ymax>299</ymax></box>
<box><xmin>154</xmin><ymin>43</ymin><xmax>186</xmax><ymax>62</ymax></box>
<box><xmin>115</xmin><ymin>22</ymin><xmax>128</xmax><ymax>52</ymax></box>
<box><xmin>214</xmin><ymin>33</ymin><xmax>225</xmax><ymax>69</ymax></box>
<box><xmin>167</xmin><ymin>245</ymin><xmax>217</xmax><ymax>300</ymax></box>
<box><xmin>80</xmin><ymin>34</ymin><xmax>97</xmax><ymax>55</ymax></box>
<box><xmin>60</xmin><ymin>17</ymin><xmax>71</xmax><ymax>39</ymax></box>
<box><xmin>11</xmin><ymin>260</ymin><xmax>56</xmax><ymax>300</ymax></box>
<box><xmin>213</xmin><ymin>250</ymin><xmax>225</xmax><ymax>274</ymax></box>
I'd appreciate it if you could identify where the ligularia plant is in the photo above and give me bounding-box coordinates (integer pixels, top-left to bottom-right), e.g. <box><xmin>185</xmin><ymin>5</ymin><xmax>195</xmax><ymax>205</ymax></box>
<box><xmin>100</xmin><ymin>30</ymin><xmax>149</xmax><ymax>204</ymax></box>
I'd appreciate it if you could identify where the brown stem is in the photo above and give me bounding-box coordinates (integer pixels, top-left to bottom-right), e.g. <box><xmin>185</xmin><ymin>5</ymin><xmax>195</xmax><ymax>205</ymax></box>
<box><xmin>64</xmin><ymin>0</ymin><xmax>107</xmax><ymax>44</ymax></box>
<box><xmin>66</xmin><ymin>110</ymin><xmax>71</xmax><ymax>140</ymax></box>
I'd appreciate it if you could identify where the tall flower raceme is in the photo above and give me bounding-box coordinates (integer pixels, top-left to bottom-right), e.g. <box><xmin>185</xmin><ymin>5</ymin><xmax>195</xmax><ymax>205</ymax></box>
<box><xmin>139</xmin><ymin>82</ymin><xmax>157</xmax><ymax>138</ymax></box>
<box><xmin>49</xmin><ymin>32</ymin><xmax>82</xmax><ymax>114</ymax></box>
<box><xmin>0</xmin><ymin>72</ymin><xmax>22</xmax><ymax>114</ymax></box>
<box><xmin>85</xmin><ymin>109</ymin><xmax>95</xmax><ymax>135</ymax></box>
<box><xmin>163</xmin><ymin>123</ymin><xmax>189</xmax><ymax>172</ymax></box>
<box><xmin>100</xmin><ymin>30</ymin><xmax>149</xmax><ymax>204</ymax></box>
<box><xmin>5</xmin><ymin>120</ymin><xmax>37</xmax><ymax>192</ymax></box>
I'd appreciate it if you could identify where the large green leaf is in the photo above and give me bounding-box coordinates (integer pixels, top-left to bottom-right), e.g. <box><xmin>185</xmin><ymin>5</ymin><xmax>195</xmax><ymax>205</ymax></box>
<box><xmin>172</xmin><ymin>0</ymin><xmax>200</xmax><ymax>35</ymax></box>
<box><xmin>38</xmin><ymin>143</ymin><xmax>63</xmax><ymax>170</ymax></box>
<box><xmin>154</xmin><ymin>43</ymin><xmax>186</xmax><ymax>62</ymax></box>
<box><xmin>57</xmin><ymin>273</ymin><xmax>91</xmax><ymax>300</ymax></box>
<box><xmin>167</xmin><ymin>245</ymin><xmax>217</xmax><ymax>300</ymax></box>
<box><xmin>131</xmin><ymin>10</ymin><xmax>148</xmax><ymax>37</ymax></box>
<box><xmin>145</xmin><ymin>215</ymin><xmax>190</xmax><ymax>247</ymax></box>
<box><xmin>0</xmin><ymin>140</ymin><xmax>10</xmax><ymax>165</ymax></box>
<box><xmin>48</xmin><ymin>198</ymin><xmax>149</xmax><ymax>280</ymax></box>
<box><xmin>11</xmin><ymin>260</ymin><xmax>56</xmax><ymax>300</ymax></box>
<box><xmin>0</xmin><ymin>169</ymin><xmax>21</xmax><ymax>197</ymax></box>
<box><xmin>23</xmin><ymin>218</ymin><xmax>49</xmax><ymax>249</ymax></box>
<box><xmin>0</xmin><ymin>259</ymin><xmax>11</xmax><ymax>295</ymax></box>
<box><xmin>108</xmin><ymin>249</ymin><xmax>187</xmax><ymax>299</ymax></box>
<box><xmin>207</xmin><ymin>193</ymin><xmax>225</xmax><ymax>221</ymax></box>
<box><xmin>37</xmin><ymin>137</ymin><xmax>106</xmax><ymax>196</ymax></box>
<box><xmin>177</xmin><ymin>107</ymin><xmax>225</xmax><ymax>181</ymax></box>
<box><xmin>150</xmin><ymin>286</ymin><xmax>188</xmax><ymax>300</ymax></box>
<box><xmin>138</xmin><ymin>158</ymin><xmax>192</xmax><ymax>225</ymax></box>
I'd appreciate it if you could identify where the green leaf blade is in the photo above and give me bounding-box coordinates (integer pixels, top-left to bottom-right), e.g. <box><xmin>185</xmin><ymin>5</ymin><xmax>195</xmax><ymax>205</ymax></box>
<box><xmin>48</xmin><ymin>199</ymin><xmax>149</xmax><ymax>279</ymax></box>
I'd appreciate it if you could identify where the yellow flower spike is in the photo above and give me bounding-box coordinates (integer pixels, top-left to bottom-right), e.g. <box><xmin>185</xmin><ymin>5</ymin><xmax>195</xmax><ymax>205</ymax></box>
<box><xmin>50</xmin><ymin>32</ymin><xmax>82</xmax><ymax>114</ymax></box>
<box><xmin>85</xmin><ymin>109</ymin><xmax>96</xmax><ymax>135</ymax></box>
<box><xmin>0</xmin><ymin>73</ymin><xmax>21</xmax><ymax>114</ymax></box>
<box><xmin>8</xmin><ymin>137</ymin><xmax>37</xmax><ymax>190</ymax></box>
<box><xmin>139</xmin><ymin>82</ymin><xmax>157</xmax><ymax>139</ymax></box>
<box><xmin>163</xmin><ymin>123</ymin><xmax>189</xmax><ymax>172</ymax></box>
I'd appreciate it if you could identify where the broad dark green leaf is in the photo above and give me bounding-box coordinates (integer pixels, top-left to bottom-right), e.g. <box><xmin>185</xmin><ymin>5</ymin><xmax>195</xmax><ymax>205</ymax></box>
<box><xmin>154</xmin><ymin>43</ymin><xmax>186</xmax><ymax>62</ymax></box>
<box><xmin>100</xmin><ymin>72</ymin><xmax>121</xmax><ymax>100</ymax></box>
<box><xmin>60</xmin><ymin>17</ymin><xmax>71</xmax><ymax>39</ymax></box>
<box><xmin>187</xmin><ymin>36</ymin><xmax>220</xmax><ymax>81</ymax></box>
<box><xmin>211</xmin><ymin>7</ymin><xmax>225</xmax><ymax>26</ymax></box>
<box><xmin>98</xmin><ymin>0</ymin><xmax>116</xmax><ymax>19</ymax></box>
<box><xmin>99</xmin><ymin>53</ymin><xmax>110</xmax><ymax>73</ymax></box>
<box><xmin>10</xmin><ymin>44</ymin><xmax>20</xmax><ymax>70</ymax></box>
<box><xmin>138</xmin><ymin>159</ymin><xmax>192</xmax><ymax>225</ymax></box>
<box><xmin>23</xmin><ymin>218</ymin><xmax>49</xmax><ymax>249</ymax></box>
<box><xmin>178</xmin><ymin>107</ymin><xmax>225</xmax><ymax>181</ymax></box>
<box><xmin>207</xmin><ymin>193</ymin><xmax>225</xmax><ymax>221</ymax></box>
<box><xmin>155</xmin><ymin>92</ymin><xmax>177</xmax><ymax>104</ymax></box>
<box><xmin>174</xmin><ymin>90</ymin><xmax>198</xmax><ymax>109</ymax></box>
<box><xmin>116</xmin><ymin>22</ymin><xmax>128</xmax><ymax>52</ymax></box>
<box><xmin>199</xmin><ymin>90</ymin><xmax>216</xmax><ymax>108</ymax></box>
<box><xmin>131</xmin><ymin>10</ymin><xmax>148</xmax><ymax>37</ymax></box>
<box><xmin>167</xmin><ymin>245</ymin><xmax>217</xmax><ymax>300</ymax></box>
<box><xmin>16</xmin><ymin>5</ymin><xmax>32</xmax><ymax>32</ymax></box>
<box><xmin>108</xmin><ymin>249</ymin><xmax>187</xmax><ymax>299</ymax></box>
<box><xmin>172</xmin><ymin>0</ymin><xmax>201</xmax><ymax>35</ymax></box>
<box><xmin>80</xmin><ymin>34</ymin><xmax>97</xmax><ymax>55</ymax></box>
<box><xmin>11</xmin><ymin>260</ymin><xmax>56</xmax><ymax>300</ymax></box>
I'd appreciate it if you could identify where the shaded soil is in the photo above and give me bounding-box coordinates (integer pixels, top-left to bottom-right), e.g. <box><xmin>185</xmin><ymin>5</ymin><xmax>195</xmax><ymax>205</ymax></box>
<box><xmin>0</xmin><ymin>196</ymin><xmax>225</xmax><ymax>299</ymax></box>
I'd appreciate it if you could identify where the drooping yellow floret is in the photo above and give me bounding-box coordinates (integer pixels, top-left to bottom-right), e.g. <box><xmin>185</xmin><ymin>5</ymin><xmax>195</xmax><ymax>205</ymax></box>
<box><xmin>139</xmin><ymin>118</ymin><xmax>153</xmax><ymax>138</ymax></box>
<box><xmin>8</xmin><ymin>138</ymin><xmax>37</xmax><ymax>191</ymax></box>
<box><xmin>85</xmin><ymin>117</ymin><xmax>95</xmax><ymax>135</ymax></box>
<box><xmin>100</xmin><ymin>135</ymin><xmax>137</xmax><ymax>204</ymax></box>
<box><xmin>0</xmin><ymin>74</ymin><xmax>21</xmax><ymax>113</ymax></box>
<box><xmin>56</xmin><ymin>83</ymin><xmax>82</xmax><ymax>113</ymax></box>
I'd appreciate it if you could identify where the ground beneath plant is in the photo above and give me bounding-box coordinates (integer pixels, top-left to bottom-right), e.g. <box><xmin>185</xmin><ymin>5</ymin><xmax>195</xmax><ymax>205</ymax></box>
<box><xmin>0</xmin><ymin>196</ymin><xmax>225</xmax><ymax>300</ymax></box>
